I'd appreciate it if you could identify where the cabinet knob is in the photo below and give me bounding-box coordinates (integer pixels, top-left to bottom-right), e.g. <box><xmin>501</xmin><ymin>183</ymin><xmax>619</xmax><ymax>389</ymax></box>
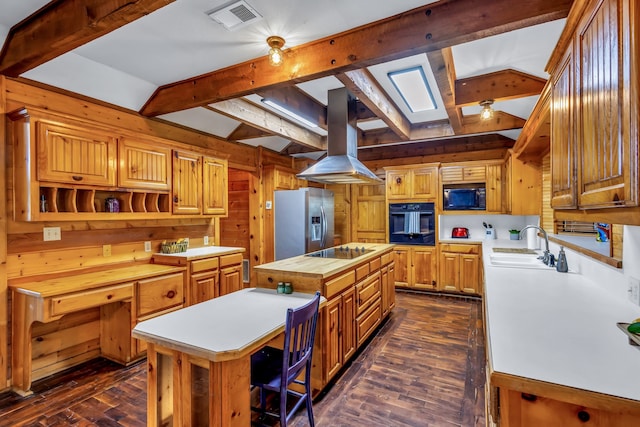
<box><xmin>577</xmin><ymin>410</ymin><xmax>590</xmax><ymax>422</ymax></box>
<box><xmin>72</xmin><ymin>175</ymin><xmax>83</xmax><ymax>181</ymax></box>
<box><xmin>173</xmin><ymin>196</ymin><xmax>179</xmax><ymax>203</ymax></box>
<box><xmin>167</xmin><ymin>290</ymin><xmax>176</xmax><ymax>299</ymax></box>
<box><xmin>521</xmin><ymin>393</ymin><xmax>537</xmax><ymax>402</ymax></box>
<box><xmin>395</xmin><ymin>177</ymin><xmax>402</xmax><ymax>184</ymax></box>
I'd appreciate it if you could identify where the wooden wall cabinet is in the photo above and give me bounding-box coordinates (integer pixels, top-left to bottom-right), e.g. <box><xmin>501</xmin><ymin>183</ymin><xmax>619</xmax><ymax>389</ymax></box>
<box><xmin>351</xmin><ymin>183</ymin><xmax>387</xmax><ymax>243</ymax></box>
<box><xmin>440</xmin><ymin>164</ymin><xmax>486</xmax><ymax>184</ymax></box>
<box><xmin>118</xmin><ymin>137</ymin><xmax>171</xmax><ymax>191</ymax></box>
<box><xmin>172</xmin><ymin>149</ymin><xmax>202</xmax><ymax>215</ymax></box>
<box><xmin>385</xmin><ymin>165</ymin><xmax>438</xmax><ymax>200</ymax></box>
<box><xmin>393</xmin><ymin>245</ymin><xmax>437</xmax><ymax>291</ymax></box>
<box><xmin>506</xmin><ymin>154</ymin><xmax>542</xmax><ymax>215</ymax></box>
<box><xmin>438</xmin><ymin>243</ymin><xmax>481</xmax><ymax>295</ymax></box>
<box><xmin>202</xmin><ymin>156</ymin><xmax>228</xmax><ymax>215</ymax></box>
<box><xmin>549</xmin><ymin>0</ymin><xmax>639</xmax><ymax>210</ymax></box>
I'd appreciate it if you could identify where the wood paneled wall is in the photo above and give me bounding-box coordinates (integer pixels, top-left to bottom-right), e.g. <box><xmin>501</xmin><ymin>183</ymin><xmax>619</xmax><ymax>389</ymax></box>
<box><xmin>541</xmin><ymin>154</ymin><xmax>554</xmax><ymax>231</ymax></box>
<box><xmin>220</xmin><ymin>169</ymin><xmax>251</xmax><ymax>258</ymax></box>
<box><xmin>326</xmin><ymin>184</ymin><xmax>351</xmax><ymax>245</ymax></box>
<box><xmin>0</xmin><ymin>79</ymin><xmax>267</xmax><ymax>389</ymax></box>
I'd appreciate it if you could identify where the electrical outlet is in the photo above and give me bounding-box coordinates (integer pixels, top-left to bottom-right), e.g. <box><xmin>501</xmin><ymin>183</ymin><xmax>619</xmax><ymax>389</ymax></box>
<box><xmin>266</xmin><ymin>200</ymin><xmax>272</xmax><ymax>210</ymax></box>
<box><xmin>184</xmin><ymin>237</ymin><xmax>189</xmax><ymax>248</ymax></box>
<box><xmin>204</xmin><ymin>236</ymin><xmax>209</xmax><ymax>246</ymax></box>
<box><xmin>628</xmin><ymin>276</ymin><xmax>640</xmax><ymax>306</ymax></box>
<box><xmin>43</xmin><ymin>227</ymin><xmax>61</xmax><ymax>241</ymax></box>
<box><xmin>144</xmin><ymin>241</ymin><xmax>152</xmax><ymax>252</ymax></box>
<box><xmin>103</xmin><ymin>244</ymin><xmax>112</xmax><ymax>257</ymax></box>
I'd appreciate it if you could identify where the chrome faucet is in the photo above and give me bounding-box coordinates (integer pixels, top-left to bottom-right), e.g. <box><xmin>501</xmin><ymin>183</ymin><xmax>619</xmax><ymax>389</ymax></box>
<box><xmin>520</xmin><ymin>225</ymin><xmax>551</xmax><ymax>265</ymax></box>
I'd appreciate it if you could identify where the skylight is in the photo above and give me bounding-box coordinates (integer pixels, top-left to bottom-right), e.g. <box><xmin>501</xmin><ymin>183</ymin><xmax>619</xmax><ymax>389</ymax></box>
<box><xmin>387</xmin><ymin>67</ymin><xmax>436</xmax><ymax>113</ymax></box>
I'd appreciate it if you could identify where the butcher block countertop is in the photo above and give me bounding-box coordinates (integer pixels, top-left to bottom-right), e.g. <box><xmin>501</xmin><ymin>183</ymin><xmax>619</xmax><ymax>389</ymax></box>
<box><xmin>254</xmin><ymin>243</ymin><xmax>395</xmax><ymax>279</ymax></box>
<box><xmin>9</xmin><ymin>264</ymin><xmax>185</xmax><ymax>298</ymax></box>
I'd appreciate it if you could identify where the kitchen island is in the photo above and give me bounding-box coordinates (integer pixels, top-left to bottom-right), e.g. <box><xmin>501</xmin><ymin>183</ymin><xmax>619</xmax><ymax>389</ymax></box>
<box><xmin>482</xmin><ymin>239</ymin><xmax>640</xmax><ymax>426</ymax></box>
<box><xmin>132</xmin><ymin>288</ymin><xmax>322</xmax><ymax>427</ymax></box>
<box><xmin>254</xmin><ymin>242</ymin><xmax>395</xmax><ymax>392</ymax></box>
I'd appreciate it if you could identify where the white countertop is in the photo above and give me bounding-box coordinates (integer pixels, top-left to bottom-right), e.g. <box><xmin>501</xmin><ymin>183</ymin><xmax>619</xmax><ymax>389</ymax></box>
<box><xmin>153</xmin><ymin>245</ymin><xmax>245</xmax><ymax>260</ymax></box>
<box><xmin>132</xmin><ymin>288</ymin><xmax>321</xmax><ymax>362</ymax></box>
<box><xmin>483</xmin><ymin>239</ymin><xmax>640</xmax><ymax>401</ymax></box>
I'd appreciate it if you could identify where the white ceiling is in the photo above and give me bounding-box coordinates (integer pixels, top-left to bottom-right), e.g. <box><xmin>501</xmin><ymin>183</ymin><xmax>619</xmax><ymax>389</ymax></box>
<box><xmin>1</xmin><ymin>1</ymin><xmax>566</xmax><ymax>156</ymax></box>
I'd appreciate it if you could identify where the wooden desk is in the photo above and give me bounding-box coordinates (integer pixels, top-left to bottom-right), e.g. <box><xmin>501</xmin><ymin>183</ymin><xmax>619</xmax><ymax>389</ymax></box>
<box><xmin>132</xmin><ymin>288</ymin><xmax>322</xmax><ymax>427</ymax></box>
<box><xmin>9</xmin><ymin>264</ymin><xmax>185</xmax><ymax>395</ymax></box>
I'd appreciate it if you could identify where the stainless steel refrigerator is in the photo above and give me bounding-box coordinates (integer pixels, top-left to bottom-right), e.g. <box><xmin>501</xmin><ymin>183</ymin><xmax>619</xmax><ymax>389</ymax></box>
<box><xmin>274</xmin><ymin>188</ymin><xmax>334</xmax><ymax>260</ymax></box>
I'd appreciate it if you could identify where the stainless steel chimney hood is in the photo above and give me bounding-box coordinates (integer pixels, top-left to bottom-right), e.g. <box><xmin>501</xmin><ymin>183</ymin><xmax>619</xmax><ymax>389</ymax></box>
<box><xmin>297</xmin><ymin>88</ymin><xmax>382</xmax><ymax>185</ymax></box>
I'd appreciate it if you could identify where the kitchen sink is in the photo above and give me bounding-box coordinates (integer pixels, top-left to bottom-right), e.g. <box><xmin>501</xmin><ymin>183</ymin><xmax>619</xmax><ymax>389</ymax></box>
<box><xmin>489</xmin><ymin>252</ymin><xmax>551</xmax><ymax>270</ymax></box>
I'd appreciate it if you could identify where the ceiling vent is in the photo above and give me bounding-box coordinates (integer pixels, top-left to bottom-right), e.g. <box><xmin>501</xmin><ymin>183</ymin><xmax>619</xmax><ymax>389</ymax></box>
<box><xmin>207</xmin><ymin>0</ymin><xmax>263</xmax><ymax>31</ymax></box>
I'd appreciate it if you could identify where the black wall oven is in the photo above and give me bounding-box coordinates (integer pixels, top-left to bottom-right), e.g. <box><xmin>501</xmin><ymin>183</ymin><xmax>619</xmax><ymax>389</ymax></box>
<box><xmin>388</xmin><ymin>202</ymin><xmax>435</xmax><ymax>246</ymax></box>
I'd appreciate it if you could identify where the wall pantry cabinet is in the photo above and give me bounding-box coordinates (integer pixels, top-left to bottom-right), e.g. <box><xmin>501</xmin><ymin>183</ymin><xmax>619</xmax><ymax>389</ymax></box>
<box><xmin>8</xmin><ymin>108</ymin><xmax>228</xmax><ymax>221</ymax></box>
<box><xmin>549</xmin><ymin>0</ymin><xmax>639</xmax><ymax>210</ymax></box>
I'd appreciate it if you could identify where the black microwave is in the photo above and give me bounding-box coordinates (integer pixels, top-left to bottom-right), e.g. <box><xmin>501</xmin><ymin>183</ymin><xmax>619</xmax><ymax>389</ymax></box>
<box><xmin>443</xmin><ymin>186</ymin><xmax>486</xmax><ymax>210</ymax></box>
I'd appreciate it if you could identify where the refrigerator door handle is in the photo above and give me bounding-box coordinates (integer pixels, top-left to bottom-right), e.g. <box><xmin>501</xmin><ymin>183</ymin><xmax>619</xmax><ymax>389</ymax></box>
<box><xmin>320</xmin><ymin>205</ymin><xmax>327</xmax><ymax>248</ymax></box>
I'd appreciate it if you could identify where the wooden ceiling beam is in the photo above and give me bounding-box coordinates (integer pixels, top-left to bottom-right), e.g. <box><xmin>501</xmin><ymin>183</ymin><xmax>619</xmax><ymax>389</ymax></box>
<box><xmin>206</xmin><ymin>100</ymin><xmax>326</xmax><ymax>151</ymax></box>
<box><xmin>257</xmin><ymin>86</ymin><xmax>328</xmax><ymax>129</ymax></box>
<box><xmin>461</xmin><ymin>111</ymin><xmax>526</xmax><ymax>134</ymax></box>
<box><xmin>0</xmin><ymin>0</ymin><xmax>174</xmax><ymax>77</ymax></box>
<box><xmin>359</xmin><ymin>121</ymin><xmax>454</xmax><ymax>147</ymax></box>
<box><xmin>227</xmin><ymin>123</ymin><xmax>272</xmax><ymax>141</ymax></box>
<box><xmin>455</xmin><ymin>69</ymin><xmax>547</xmax><ymax>106</ymax></box>
<box><xmin>140</xmin><ymin>0</ymin><xmax>572</xmax><ymax>116</ymax></box>
<box><xmin>338</xmin><ymin>69</ymin><xmax>411</xmax><ymax>140</ymax></box>
<box><xmin>427</xmin><ymin>48</ymin><xmax>464</xmax><ymax>132</ymax></box>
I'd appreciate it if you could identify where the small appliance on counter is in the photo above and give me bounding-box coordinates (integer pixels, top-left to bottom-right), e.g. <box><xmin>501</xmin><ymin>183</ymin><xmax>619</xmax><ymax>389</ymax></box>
<box><xmin>451</xmin><ymin>227</ymin><xmax>469</xmax><ymax>238</ymax></box>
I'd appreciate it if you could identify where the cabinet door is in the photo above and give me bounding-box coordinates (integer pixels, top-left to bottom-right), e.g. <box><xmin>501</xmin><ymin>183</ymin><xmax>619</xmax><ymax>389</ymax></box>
<box><xmin>172</xmin><ymin>150</ymin><xmax>202</xmax><ymax>215</ymax></box>
<box><xmin>380</xmin><ymin>265</ymin><xmax>390</xmax><ymax>317</ymax></box>
<box><xmin>202</xmin><ymin>156</ymin><xmax>228</xmax><ymax>215</ymax></box>
<box><xmin>439</xmin><ymin>252</ymin><xmax>459</xmax><ymax>292</ymax></box>
<box><xmin>392</xmin><ymin>247</ymin><xmax>410</xmax><ymax>287</ymax></box>
<box><xmin>190</xmin><ymin>271</ymin><xmax>219</xmax><ymax>305</ymax></box>
<box><xmin>550</xmin><ymin>46</ymin><xmax>577</xmax><ymax>209</ymax></box>
<box><xmin>220</xmin><ymin>264</ymin><xmax>242</xmax><ymax>296</ymax></box>
<box><xmin>118</xmin><ymin>138</ymin><xmax>171</xmax><ymax>191</ymax></box>
<box><xmin>325</xmin><ymin>297</ymin><xmax>342</xmax><ymax>379</ymax></box>
<box><xmin>459</xmin><ymin>254</ymin><xmax>480</xmax><ymax>294</ymax></box>
<box><xmin>341</xmin><ymin>288</ymin><xmax>356</xmax><ymax>363</ymax></box>
<box><xmin>576</xmin><ymin>0</ymin><xmax>637</xmax><ymax>208</ymax></box>
<box><xmin>485</xmin><ymin>164</ymin><xmax>504</xmax><ymax>213</ymax></box>
<box><xmin>413</xmin><ymin>248</ymin><xmax>437</xmax><ymax>290</ymax></box>
<box><xmin>36</xmin><ymin>120</ymin><xmax>117</xmax><ymax>186</ymax></box>
<box><xmin>386</xmin><ymin>170</ymin><xmax>411</xmax><ymax>199</ymax></box>
<box><xmin>412</xmin><ymin>167</ymin><xmax>438</xmax><ymax>199</ymax></box>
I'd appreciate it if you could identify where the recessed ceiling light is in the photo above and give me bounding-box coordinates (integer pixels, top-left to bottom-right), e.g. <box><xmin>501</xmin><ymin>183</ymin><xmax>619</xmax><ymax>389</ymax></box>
<box><xmin>388</xmin><ymin>67</ymin><xmax>436</xmax><ymax>113</ymax></box>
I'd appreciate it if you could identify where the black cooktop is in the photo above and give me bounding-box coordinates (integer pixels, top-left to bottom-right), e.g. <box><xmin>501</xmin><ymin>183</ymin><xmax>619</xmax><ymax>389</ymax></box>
<box><xmin>306</xmin><ymin>246</ymin><xmax>373</xmax><ymax>259</ymax></box>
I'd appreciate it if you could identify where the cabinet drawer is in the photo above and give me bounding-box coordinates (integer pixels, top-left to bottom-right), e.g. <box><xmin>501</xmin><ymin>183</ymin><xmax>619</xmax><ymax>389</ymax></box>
<box><xmin>191</xmin><ymin>257</ymin><xmax>219</xmax><ymax>273</ymax></box>
<box><xmin>369</xmin><ymin>257</ymin><xmax>381</xmax><ymax>272</ymax></box>
<box><xmin>137</xmin><ymin>273</ymin><xmax>184</xmax><ymax>317</ymax></box>
<box><xmin>220</xmin><ymin>253</ymin><xmax>243</xmax><ymax>268</ymax></box>
<box><xmin>355</xmin><ymin>263</ymin><xmax>370</xmax><ymax>281</ymax></box>
<box><xmin>380</xmin><ymin>252</ymin><xmax>392</xmax><ymax>266</ymax></box>
<box><xmin>50</xmin><ymin>283</ymin><xmax>133</xmax><ymax>318</ymax></box>
<box><xmin>355</xmin><ymin>271</ymin><xmax>380</xmax><ymax>315</ymax></box>
<box><xmin>356</xmin><ymin>299</ymin><xmax>381</xmax><ymax>347</ymax></box>
<box><xmin>440</xmin><ymin>243</ymin><xmax>480</xmax><ymax>254</ymax></box>
<box><xmin>324</xmin><ymin>270</ymin><xmax>355</xmax><ymax>299</ymax></box>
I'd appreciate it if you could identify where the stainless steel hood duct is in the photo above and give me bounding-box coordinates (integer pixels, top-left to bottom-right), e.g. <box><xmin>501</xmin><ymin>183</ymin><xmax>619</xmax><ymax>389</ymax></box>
<box><xmin>297</xmin><ymin>88</ymin><xmax>382</xmax><ymax>185</ymax></box>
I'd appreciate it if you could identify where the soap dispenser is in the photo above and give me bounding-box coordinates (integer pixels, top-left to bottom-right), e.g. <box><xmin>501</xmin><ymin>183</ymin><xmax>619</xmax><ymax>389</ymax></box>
<box><xmin>556</xmin><ymin>246</ymin><xmax>569</xmax><ymax>273</ymax></box>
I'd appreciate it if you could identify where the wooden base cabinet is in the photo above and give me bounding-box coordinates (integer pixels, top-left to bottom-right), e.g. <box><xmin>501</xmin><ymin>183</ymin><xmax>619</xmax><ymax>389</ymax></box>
<box><xmin>393</xmin><ymin>245</ymin><xmax>437</xmax><ymax>290</ymax></box>
<box><xmin>438</xmin><ymin>243</ymin><xmax>481</xmax><ymax>295</ymax></box>
<box><xmin>325</xmin><ymin>286</ymin><xmax>356</xmax><ymax>380</ymax></box>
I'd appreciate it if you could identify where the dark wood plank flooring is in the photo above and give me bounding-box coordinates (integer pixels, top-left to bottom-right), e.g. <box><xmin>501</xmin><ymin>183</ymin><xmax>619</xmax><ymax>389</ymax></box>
<box><xmin>0</xmin><ymin>291</ymin><xmax>485</xmax><ymax>426</ymax></box>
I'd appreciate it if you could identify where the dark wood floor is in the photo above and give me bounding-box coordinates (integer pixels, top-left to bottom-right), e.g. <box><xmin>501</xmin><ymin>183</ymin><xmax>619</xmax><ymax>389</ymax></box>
<box><xmin>0</xmin><ymin>291</ymin><xmax>486</xmax><ymax>426</ymax></box>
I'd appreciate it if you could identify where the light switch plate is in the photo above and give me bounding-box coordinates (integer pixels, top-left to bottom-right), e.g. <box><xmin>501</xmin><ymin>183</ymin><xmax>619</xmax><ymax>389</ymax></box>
<box><xmin>43</xmin><ymin>227</ymin><xmax>61</xmax><ymax>241</ymax></box>
<box><xmin>204</xmin><ymin>236</ymin><xmax>209</xmax><ymax>246</ymax></box>
<box><xmin>629</xmin><ymin>277</ymin><xmax>640</xmax><ymax>306</ymax></box>
<box><xmin>266</xmin><ymin>200</ymin><xmax>272</xmax><ymax>210</ymax></box>
<box><xmin>144</xmin><ymin>241</ymin><xmax>152</xmax><ymax>252</ymax></box>
<box><xmin>103</xmin><ymin>244</ymin><xmax>112</xmax><ymax>257</ymax></box>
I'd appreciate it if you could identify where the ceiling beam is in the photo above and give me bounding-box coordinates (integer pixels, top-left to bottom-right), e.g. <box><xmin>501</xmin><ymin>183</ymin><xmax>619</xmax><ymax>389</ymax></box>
<box><xmin>206</xmin><ymin>100</ymin><xmax>326</xmax><ymax>151</ymax></box>
<box><xmin>338</xmin><ymin>69</ymin><xmax>411</xmax><ymax>140</ymax></box>
<box><xmin>0</xmin><ymin>0</ymin><xmax>174</xmax><ymax>77</ymax></box>
<box><xmin>359</xmin><ymin>121</ymin><xmax>454</xmax><ymax>147</ymax></box>
<box><xmin>257</xmin><ymin>86</ymin><xmax>328</xmax><ymax>129</ymax></box>
<box><xmin>455</xmin><ymin>69</ymin><xmax>547</xmax><ymax>106</ymax></box>
<box><xmin>139</xmin><ymin>0</ymin><xmax>572</xmax><ymax>116</ymax></box>
<box><xmin>427</xmin><ymin>47</ymin><xmax>464</xmax><ymax>132</ymax></box>
<box><xmin>227</xmin><ymin>123</ymin><xmax>272</xmax><ymax>141</ymax></box>
<box><xmin>461</xmin><ymin>111</ymin><xmax>526</xmax><ymax>134</ymax></box>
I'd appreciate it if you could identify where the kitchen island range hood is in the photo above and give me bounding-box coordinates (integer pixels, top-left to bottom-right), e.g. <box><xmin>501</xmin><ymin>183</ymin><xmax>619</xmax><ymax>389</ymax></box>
<box><xmin>297</xmin><ymin>87</ymin><xmax>382</xmax><ymax>185</ymax></box>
